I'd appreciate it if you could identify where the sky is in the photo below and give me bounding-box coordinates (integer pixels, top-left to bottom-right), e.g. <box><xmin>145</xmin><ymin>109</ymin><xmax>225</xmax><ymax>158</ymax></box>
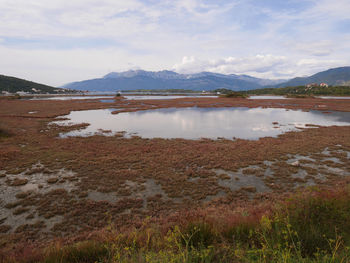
<box><xmin>0</xmin><ymin>0</ymin><xmax>350</xmax><ymax>86</ymax></box>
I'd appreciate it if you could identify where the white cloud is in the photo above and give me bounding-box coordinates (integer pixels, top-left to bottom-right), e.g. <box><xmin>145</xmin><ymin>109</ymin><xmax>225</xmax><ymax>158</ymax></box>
<box><xmin>0</xmin><ymin>0</ymin><xmax>349</xmax><ymax>85</ymax></box>
<box><xmin>289</xmin><ymin>41</ymin><xmax>333</xmax><ymax>57</ymax></box>
<box><xmin>0</xmin><ymin>45</ymin><xmax>170</xmax><ymax>86</ymax></box>
<box><xmin>172</xmin><ymin>55</ymin><xmax>347</xmax><ymax>79</ymax></box>
<box><xmin>173</xmin><ymin>55</ymin><xmax>288</xmax><ymax>77</ymax></box>
<box><xmin>305</xmin><ymin>0</ymin><xmax>350</xmax><ymax>20</ymax></box>
<box><xmin>0</xmin><ymin>0</ymin><xmax>149</xmax><ymax>38</ymax></box>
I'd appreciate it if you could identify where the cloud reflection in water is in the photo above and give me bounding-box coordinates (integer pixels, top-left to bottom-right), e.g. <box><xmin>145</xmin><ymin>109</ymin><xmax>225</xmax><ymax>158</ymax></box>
<box><xmin>52</xmin><ymin>107</ymin><xmax>350</xmax><ymax>140</ymax></box>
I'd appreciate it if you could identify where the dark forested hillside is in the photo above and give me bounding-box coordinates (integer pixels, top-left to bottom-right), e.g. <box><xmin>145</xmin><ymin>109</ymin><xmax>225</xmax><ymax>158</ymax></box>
<box><xmin>245</xmin><ymin>85</ymin><xmax>350</xmax><ymax>96</ymax></box>
<box><xmin>274</xmin><ymin>67</ymin><xmax>350</xmax><ymax>88</ymax></box>
<box><xmin>0</xmin><ymin>75</ymin><xmax>74</xmax><ymax>94</ymax></box>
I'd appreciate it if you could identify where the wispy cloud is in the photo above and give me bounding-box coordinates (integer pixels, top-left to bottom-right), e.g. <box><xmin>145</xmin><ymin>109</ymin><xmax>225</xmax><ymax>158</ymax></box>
<box><xmin>0</xmin><ymin>0</ymin><xmax>349</xmax><ymax>85</ymax></box>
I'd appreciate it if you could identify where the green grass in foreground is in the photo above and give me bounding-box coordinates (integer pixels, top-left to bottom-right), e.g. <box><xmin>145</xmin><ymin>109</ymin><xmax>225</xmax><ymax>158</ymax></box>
<box><xmin>2</xmin><ymin>185</ymin><xmax>350</xmax><ymax>262</ymax></box>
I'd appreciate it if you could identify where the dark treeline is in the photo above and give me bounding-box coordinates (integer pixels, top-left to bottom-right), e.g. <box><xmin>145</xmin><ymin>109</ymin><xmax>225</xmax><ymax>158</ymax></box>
<box><xmin>243</xmin><ymin>85</ymin><xmax>350</xmax><ymax>96</ymax></box>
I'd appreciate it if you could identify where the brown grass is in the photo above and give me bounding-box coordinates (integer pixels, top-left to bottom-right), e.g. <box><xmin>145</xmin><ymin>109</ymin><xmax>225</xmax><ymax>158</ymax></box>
<box><xmin>47</xmin><ymin>177</ymin><xmax>59</xmax><ymax>184</ymax></box>
<box><xmin>7</xmin><ymin>178</ymin><xmax>28</xmax><ymax>186</ymax></box>
<box><xmin>0</xmin><ymin>97</ymin><xmax>349</xmax><ymax>245</ymax></box>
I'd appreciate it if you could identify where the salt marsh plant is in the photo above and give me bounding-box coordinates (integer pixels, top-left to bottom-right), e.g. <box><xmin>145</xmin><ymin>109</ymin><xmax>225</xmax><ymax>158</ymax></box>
<box><xmin>2</xmin><ymin>185</ymin><xmax>350</xmax><ymax>262</ymax></box>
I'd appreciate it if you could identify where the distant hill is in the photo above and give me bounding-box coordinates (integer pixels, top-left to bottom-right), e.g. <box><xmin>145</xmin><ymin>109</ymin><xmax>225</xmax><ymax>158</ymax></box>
<box><xmin>62</xmin><ymin>66</ymin><xmax>350</xmax><ymax>92</ymax></box>
<box><xmin>245</xmin><ymin>85</ymin><xmax>350</xmax><ymax>96</ymax></box>
<box><xmin>274</xmin><ymin>67</ymin><xmax>350</xmax><ymax>88</ymax></box>
<box><xmin>63</xmin><ymin>70</ymin><xmax>286</xmax><ymax>92</ymax></box>
<box><xmin>0</xmin><ymin>75</ymin><xmax>74</xmax><ymax>94</ymax></box>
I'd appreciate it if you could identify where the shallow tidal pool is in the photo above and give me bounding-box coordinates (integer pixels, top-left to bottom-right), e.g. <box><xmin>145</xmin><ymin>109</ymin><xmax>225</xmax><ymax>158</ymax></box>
<box><xmin>124</xmin><ymin>95</ymin><xmax>218</xmax><ymax>100</ymax></box>
<box><xmin>52</xmin><ymin>107</ymin><xmax>350</xmax><ymax>140</ymax></box>
<box><xmin>30</xmin><ymin>95</ymin><xmax>115</xmax><ymax>100</ymax></box>
<box><xmin>248</xmin><ymin>95</ymin><xmax>288</xmax><ymax>100</ymax></box>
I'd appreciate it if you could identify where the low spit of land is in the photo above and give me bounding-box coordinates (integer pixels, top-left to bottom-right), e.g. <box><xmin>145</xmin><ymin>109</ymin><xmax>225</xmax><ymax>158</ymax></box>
<box><xmin>0</xmin><ymin>95</ymin><xmax>350</xmax><ymax>262</ymax></box>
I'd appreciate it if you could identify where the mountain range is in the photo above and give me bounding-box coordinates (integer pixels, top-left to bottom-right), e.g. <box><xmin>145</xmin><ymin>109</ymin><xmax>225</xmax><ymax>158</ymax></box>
<box><xmin>1</xmin><ymin>67</ymin><xmax>350</xmax><ymax>94</ymax></box>
<box><xmin>63</xmin><ymin>70</ymin><xmax>287</xmax><ymax>92</ymax></box>
<box><xmin>62</xmin><ymin>67</ymin><xmax>350</xmax><ymax>92</ymax></box>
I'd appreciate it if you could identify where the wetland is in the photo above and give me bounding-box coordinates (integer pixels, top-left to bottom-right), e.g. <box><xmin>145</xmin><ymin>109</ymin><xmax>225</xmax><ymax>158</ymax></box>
<box><xmin>52</xmin><ymin>107</ymin><xmax>350</xmax><ymax>140</ymax></box>
<box><xmin>0</xmin><ymin>95</ymin><xmax>350</xmax><ymax>257</ymax></box>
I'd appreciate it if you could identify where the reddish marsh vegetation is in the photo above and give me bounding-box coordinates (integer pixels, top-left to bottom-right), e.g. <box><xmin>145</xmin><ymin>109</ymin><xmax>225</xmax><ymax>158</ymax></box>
<box><xmin>2</xmin><ymin>185</ymin><xmax>350</xmax><ymax>262</ymax></box>
<box><xmin>0</xmin><ymin>96</ymin><xmax>349</xmax><ymax>261</ymax></box>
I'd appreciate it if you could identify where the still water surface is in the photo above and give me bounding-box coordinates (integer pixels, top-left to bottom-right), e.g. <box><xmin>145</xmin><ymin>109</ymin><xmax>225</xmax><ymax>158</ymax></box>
<box><xmin>30</xmin><ymin>96</ymin><xmax>114</xmax><ymax>100</ymax></box>
<box><xmin>248</xmin><ymin>96</ymin><xmax>287</xmax><ymax>100</ymax></box>
<box><xmin>52</xmin><ymin>107</ymin><xmax>350</xmax><ymax>140</ymax></box>
<box><xmin>29</xmin><ymin>95</ymin><xmax>217</xmax><ymax>100</ymax></box>
<box><xmin>124</xmin><ymin>95</ymin><xmax>217</xmax><ymax>100</ymax></box>
<box><xmin>319</xmin><ymin>96</ymin><xmax>350</xmax><ymax>99</ymax></box>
